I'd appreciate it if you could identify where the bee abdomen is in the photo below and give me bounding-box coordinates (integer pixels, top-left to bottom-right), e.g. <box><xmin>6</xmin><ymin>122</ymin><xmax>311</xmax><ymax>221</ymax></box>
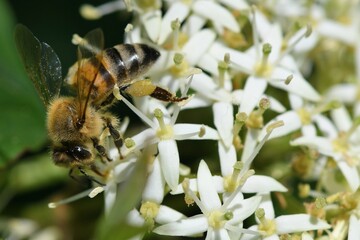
<box><xmin>104</xmin><ymin>44</ymin><xmax>160</xmax><ymax>84</ymax></box>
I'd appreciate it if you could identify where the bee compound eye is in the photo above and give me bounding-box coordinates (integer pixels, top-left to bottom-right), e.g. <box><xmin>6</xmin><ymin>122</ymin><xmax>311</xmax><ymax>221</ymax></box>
<box><xmin>70</xmin><ymin>146</ymin><xmax>92</xmax><ymax>161</ymax></box>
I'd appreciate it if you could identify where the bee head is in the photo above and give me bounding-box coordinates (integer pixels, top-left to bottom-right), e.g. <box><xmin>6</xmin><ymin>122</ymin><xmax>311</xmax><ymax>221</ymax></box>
<box><xmin>52</xmin><ymin>144</ymin><xmax>93</xmax><ymax>167</ymax></box>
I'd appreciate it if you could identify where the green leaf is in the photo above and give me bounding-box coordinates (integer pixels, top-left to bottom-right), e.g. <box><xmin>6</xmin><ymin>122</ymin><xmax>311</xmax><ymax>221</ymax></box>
<box><xmin>96</xmin><ymin>149</ymin><xmax>151</xmax><ymax>239</ymax></box>
<box><xmin>0</xmin><ymin>1</ymin><xmax>47</xmax><ymax>165</ymax></box>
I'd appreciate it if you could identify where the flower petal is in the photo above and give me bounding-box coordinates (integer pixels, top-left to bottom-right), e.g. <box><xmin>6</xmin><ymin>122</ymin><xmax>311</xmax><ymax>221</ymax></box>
<box><xmin>192</xmin><ymin>0</ymin><xmax>240</xmax><ymax>32</ymax></box>
<box><xmin>154</xmin><ymin>215</ymin><xmax>208</xmax><ymax>236</ymax></box>
<box><xmin>213</xmin><ymin>102</ymin><xmax>234</xmax><ymax>147</ymax></box>
<box><xmin>155</xmin><ymin>205</ymin><xmax>185</xmax><ymax>224</ymax></box>
<box><xmin>239</xmin><ymin>76</ymin><xmax>268</xmax><ymax>115</ymax></box>
<box><xmin>348</xmin><ymin>214</ymin><xmax>360</xmax><ymax>240</ymax></box>
<box><xmin>142</xmin><ymin>158</ymin><xmax>165</xmax><ymax>203</ymax></box>
<box><xmin>158</xmin><ymin>2</ymin><xmax>190</xmax><ymax>44</ymax></box>
<box><xmin>270</xmin><ymin>70</ymin><xmax>321</xmax><ymax>102</ymax></box>
<box><xmin>242</xmin><ymin>175</ymin><xmax>287</xmax><ymax>193</ymax></box>
<box><xmin>198</xmin><ymin>160</ymin><xmax>222</xmax><ymax>210</ymax></box>
<box><xmin>141</xmin><ymin>10</ymin><xmax>161</xmax><ymax>42</ymax></box>
<box><xmin>158</xmin><ymin>140</ymin><xmax>180</xmax><ymax>191</ymax></box>
<box><xmin>183</xmin><ymin>29</ymin><xmax>216</xmax><ymax>66</ymax></box>
<box><xmin>218</xmin><ymin>142</ymin><xmax>237</xmax><ymax>177</ymax></box>
<box><xmin>275</xmin><ymin>214</ymin><xmax>330</xmax><ymax>234</ymax></box>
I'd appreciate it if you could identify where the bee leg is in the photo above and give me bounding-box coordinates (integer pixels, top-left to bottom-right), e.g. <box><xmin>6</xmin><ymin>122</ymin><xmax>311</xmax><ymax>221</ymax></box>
<box><xmin>78</xmin><ymin>167</ymin><xmax>105</xmax><ymax>186</ymax></box>
<box><xmin>91</xmin><ymin>138</ymin><xmax>112</xmax><ymax>162</ymax></box>
<box><xmin>69</xmin><ymin>168</ymin><xmax>104</xmax><ymax>186</ymax></box>
<box><xmin>121</xmin><ymin>79</ymin><xmax>188</xmax><ymax>102</ymax></box>
<box><xmin>105</xmin><ymin>119</ymin><xmax>124</xmax><ymax>159</ymax></box>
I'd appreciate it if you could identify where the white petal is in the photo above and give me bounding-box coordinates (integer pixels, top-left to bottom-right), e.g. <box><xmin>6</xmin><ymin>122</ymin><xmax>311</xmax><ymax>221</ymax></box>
<box><xmin>211</xmin><ymin>228</ymin><xmax>230</xmax><ymax>240</ymax></box>
<box><xmin>270</xmin><ymin>70</ymin><xmax>321</xmax><ymax>102</ymax></box>
<box><xmin>288</xmin><ymin>93</ymin><xmax>304</xmax><ymax>110</ymax></box>
<box><xmin>129</xmin><ymin>128</ymin><xmax>157</xmax><ymax>151</ymax></box>
<box><xmin>318</xmin><ymin>20</ymin><xmax>355</xmax><ymax>45</ymax></box>
<box><xmin>213</xmin><ymin>102</ymin><xmax>234</xmax><ymax>147</ymax></box>
<box><xmin>334</xmin><ymin>156</ymin><xmax>360</xmax><ymax>192</ymax></box>
<box><xmin>258</xmin><ymin>194</ymin><xmax>275</xmax><ymax>220</ymax></box>
<box><xmin>330</xmin><ymin>106</ymin><xmax>352</xmax><ymax>132</ymax></box>
<box><xmin>326</xmin><ymin>83</ymin><xmax>357</xmax><ymax>104</ymax></box>
<box><xmin>154</xmin><ymin>215</ymin><xmax>208</xmax><ymax>236</ymax></box>
<box><xmin>142</xmin><ymin>158</ymin><xmax>165</xmax><ymax>203</ymax></box>
<box><xmin>198</xmin><ymin>53</ymin><xmax>221</xmax><ymax>76</ymax></box>
<box><xmin>242</xmin><ymin>175</ymin><xmax>287</xmax><ymax>193</ymax></box>
<box><xmin>218</xmin><ymin>142</ymin><xmax>237</xmax><ymax>177</ymax></box>
<box><xmin>171</xmin><ymin>175</ymin><xmax>224</xmax><ymax>195</ymax></box>
<box><xmin>313</xmin><ymin>114</ymin><xmax>338</xmax><ymax>138</ymax></box>
<box><xmin>182</xmin><ymin>95</ymin><xmax>213</xmax><ymax>109</ymax></box>
<box><xmin>158</xmin><ymin>140</ymin><xmax>180</xmax><ymax>191</ymax></box>
<box><xmin>239</xmin><ymin>76</ymin><xmax>268</xmax><ymax>115</ymax></box>
<box><xmin>210</xmin><ymin>42</ymin><xmax>255</xmax><ymax>74</ymax></box>
<box><xmin>113</xmin><ymin>157</ymin><xmax>137</xmax><ymax>183</ymax></box>
<box><xmin>198</xmin><ymin>160</ymin><xmax>222</xmax><ymax>210</ymax></box>
<box><xmin>348</xmin><ymin>214</ymin><xmax>360</xmax><ymax>240</ymax></box>
<box><xmin>290</xmin><ymin>136</ymin><xmax>334</xmax><ymax>156</ymax></box>
<box><xmin>219</xmin><ymin>0</ymin><xmax>249</xmax><ymax>10</ymax></box>
<box><xmin>141</xmin><ymin>10</ymin><xmax>161</xmax><ymax>42</ymax></box>
<box><xmin>267</xmin><ymin>95</ymin><xmax>286</xmax><ymax>113</ymax></box>
<box><xmin>182</xmin><ymin>14</ymin><xmax>206</xmax><ymax>36</ymax></box>
<box><xmin>192</xmin><ymin>0</ymin><xmax>240</xmax><ymax>32</ymax></box>
<box><xmin>183</xmin><ymin>29</ymin><xmax>216</xmax><ymax>66</ymax></box>
<box><xmin>301</xmin><ymin>124</ymin><xmax>317</xmax><ymax>137</ymax></box>
<box><xmin>155</xmin><ymin>205</ymin><xmax>185</xmax><ymax>224</ymax></box>
<box><xmin>158</xmin><ymin>2</ymin><xmax>190</xmax><ymax>44</ymax></box>
<box><xmin>241</xmin><ymin>129</ymin><xmax>260</xmax><ymax>165</ymax></box>
<box><xmin>275</xmin><ymin>214</ymin><xmax>330</xmax><ymax>234</ymax></box>
<box><xmin>126</xmin><ymin>209</ymin><xmax>145</xmax><ymax>227</ymax></box>
<box><xmin>259</xmin><ymin>110</ymin><xmax>301</xmax><ymax>140</ymax></box>
<box><xmin>231</xmin><ymin>196</ymin><xmax>262</xmax><ymax>222</ymax></box>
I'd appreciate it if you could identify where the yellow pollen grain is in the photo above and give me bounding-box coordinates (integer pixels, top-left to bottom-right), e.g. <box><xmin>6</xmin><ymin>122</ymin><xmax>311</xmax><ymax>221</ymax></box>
<box><xmin>258</xmin><ymin>218</ymin><xmax>277</xmax><ymax>237</ymax></box>
<box><xmin>140</xmin><ymin>201</ymin><xmax>160</xmax><ymax>219</ymax></box>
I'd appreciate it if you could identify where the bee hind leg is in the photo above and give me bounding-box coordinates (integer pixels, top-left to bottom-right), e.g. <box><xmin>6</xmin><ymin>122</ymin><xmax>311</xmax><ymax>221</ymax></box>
<box><xmin>122</xmin><ymin>79</ymin><xmax>187</xmax><ymax>102</ymax></box>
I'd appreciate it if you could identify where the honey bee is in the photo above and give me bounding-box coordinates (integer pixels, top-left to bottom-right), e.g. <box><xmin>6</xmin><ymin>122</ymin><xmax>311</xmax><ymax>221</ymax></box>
<box><xmin>15</xmin><ymin>24</ymin><xmax>185</xmax><ymax>177</ymax></box>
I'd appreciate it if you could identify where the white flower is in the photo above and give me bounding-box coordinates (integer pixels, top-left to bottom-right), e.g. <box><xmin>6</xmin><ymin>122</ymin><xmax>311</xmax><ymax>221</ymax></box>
<box><xmin>126</xmin><ymin>158</ymin><xmax>185</xmax><ymax>237</ymax></box>
<box><xmin>291</xmin><ymin>106</ymin><xmax>360</xmax><ymax>191</ymax></box>
<box><xmin>120</xmin><ymin>96</ymin><xmax>219</xmax><ymax>191</ymax></box>
<box><xmin>206</xmin><ymin>9</ymin><xmax>321</xmax><ymax>115</ymax></box>
<box><xmin>154</xmin><ymin>160</ymin><xmax>262</xmax><ymax>239</ymax></box>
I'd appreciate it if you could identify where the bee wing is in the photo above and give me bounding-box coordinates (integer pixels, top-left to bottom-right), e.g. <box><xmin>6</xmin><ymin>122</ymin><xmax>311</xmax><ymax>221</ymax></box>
<box><xmin>76</xmin><ymin>28</ymin><xmax>104</xmax><ymax>123</ymax></box>
<box><xmin>14</xmin><ymin>24</ymin><xmax>62</xmax><ymax>106</ymax></box>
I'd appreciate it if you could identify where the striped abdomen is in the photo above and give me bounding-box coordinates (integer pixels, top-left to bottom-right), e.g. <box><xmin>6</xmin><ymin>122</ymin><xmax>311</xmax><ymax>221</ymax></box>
<box><xmin>66</xmin><ymin>44</ymin><xmax>160</xmax><ymax>107</ymax></box>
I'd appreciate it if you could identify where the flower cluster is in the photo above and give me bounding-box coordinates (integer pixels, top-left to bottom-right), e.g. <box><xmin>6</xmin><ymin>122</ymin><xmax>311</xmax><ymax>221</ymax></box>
<box><xmin>48</xmin><ymin>0</ymin><xmax>360</xmax><ymax>239</ymax></box>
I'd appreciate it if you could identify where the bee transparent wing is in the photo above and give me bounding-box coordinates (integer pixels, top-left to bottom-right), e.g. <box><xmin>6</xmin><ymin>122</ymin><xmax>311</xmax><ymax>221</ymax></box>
<box><xmin>14</xmin><ymin>24</ymin><xmax>62</xmax><ymax>106</ymax></box>
<box><xmin>76</xmin><ymin>28</ymin><xmax>104</xmax><ymax>124</ymax></box>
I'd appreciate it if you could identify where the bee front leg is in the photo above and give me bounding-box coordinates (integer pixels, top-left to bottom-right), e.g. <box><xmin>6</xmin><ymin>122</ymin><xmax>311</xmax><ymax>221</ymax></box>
<box><xmin>122</xmin><ymin>79</ymin><xmax>188</xmax><ymax>102</ymax></box>
<box><xmin>105</xmin><ymin>119</ymin><xmax>124</xmax><ymax>159</ymax></box>
<box><xmin>78</xmin><ymin>167</ymin><xmax>105</xmax><ymax>186</ymax></box>
<box><xmin>91</xmin><ymin>138</ymin><xmax>112</xmax><ymax>162</ymax></box>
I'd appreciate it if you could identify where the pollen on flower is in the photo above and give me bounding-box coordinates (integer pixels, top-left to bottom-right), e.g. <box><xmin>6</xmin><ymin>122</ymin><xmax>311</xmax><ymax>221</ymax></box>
<box><xmin>154</xmin><ymin>108</ymin><xmax>174</xmax><ymax>140</ymax></box>
<box><xmin>256</xmin><ymin>208</ymin><xmax>277</xmax><ymax>237</ymax></box>
<box><xmin>124</xmin><ymin>138</ymin><xmax>135</xmax><ymax>148</ymax></box>
<box><xmin>140</xmin><ymin>201</ymin><xmax>160</xmax><ymax>229</ymax></box>
<box><xmin>296</xmin><ymin>108</ymin><xmax>312</xmax><ymax>125</ymax></box>
<box><xmin>208</xmin><ymin>210</ymin><xmax>228</xmax><ymax>229</ymax></box>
